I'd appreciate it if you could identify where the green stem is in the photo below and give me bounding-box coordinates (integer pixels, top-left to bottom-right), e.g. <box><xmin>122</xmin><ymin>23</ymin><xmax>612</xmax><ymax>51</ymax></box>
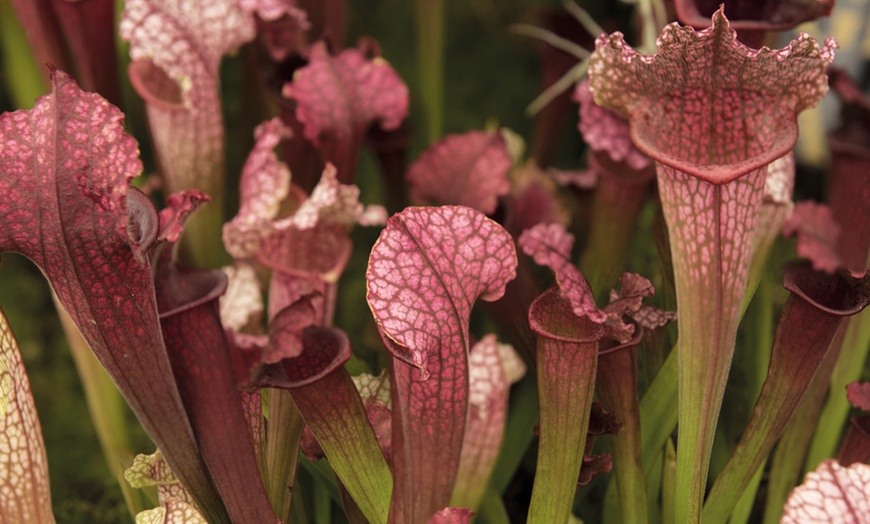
<box><xmin>658</xmin><ymin>168</ymin><xmax>765</xmax><ymax>524</ymax></box>
<box><xmin>527</xmin><ymin>290</ymin><xmax>599</xmax><ymax>524</ymax></box>
<box><xmin>0</xmin><ymin>0</ymin><xmax>45</xmax><ymax>106</ymax></box>
<box><xmin>597</xmin><ymin>342</ymin><xmax>647</xmax><ymax>524</ymax></box>
<box><xmin>265</xmin><ymin>389</ymin><xmax>305</xmax><ymax>522</ymax></box>
<box><xmin>55</xmin><ymin>296</ymin><xmax>151</xmax><ymax>519</ymax></box>
<box><xmin>580</xmin><ymin>156</ymin><xmax>653</xmax><ymax>300</ymax></box>
<box><xmin>292</xmin><ymin>369</ymin><xmax>392</xmax><ymax>524</ymax></box>
<box><xmin>414</xmin><ymin>0</ymin><xmax>444</xmax><ymax>143</ymax></box>
<box><xmin>661</xmin><ymin>439</ymin><xmax>676</xmax><ymax>524</ymax></box>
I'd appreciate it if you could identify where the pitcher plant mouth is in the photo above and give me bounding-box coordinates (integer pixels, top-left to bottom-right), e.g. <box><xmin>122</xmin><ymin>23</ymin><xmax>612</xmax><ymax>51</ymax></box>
<box><xmin>588</xmin><ymin>7</ymin><xmax>835</xmax><ymax>523</ymax></box>
<box><xmin>1</xmin><ymin>1</ymin><xmax>859</xmax><ymax>523</ymax></box>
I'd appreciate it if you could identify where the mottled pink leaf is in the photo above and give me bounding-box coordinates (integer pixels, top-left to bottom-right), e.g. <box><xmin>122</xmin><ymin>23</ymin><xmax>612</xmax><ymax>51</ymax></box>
<box><xmin>283</xmin><ymin>41</ymin><xmax>409</xmax><ymax>181</ymax></box>
<box><xmin>136</xmin><ymin>500</ymin><xmax>208</xmax><ymax>524</ymax></box>
<box><xmin>275</xmin><ymin>163</ymin><xmax>386</xmax><ymax>230</ymax></box>
<box><xmin>121</xmin><ymin>0</ymin><xmax>255</xmax><ymax>261</ymax></box>
<box><xmin>223</xmin><ymin>118</ymin><xmax>292</xmax><ymax>259</ymax></box>
<box><xmin>406</xmin><ymin>130</ymin><xmax>512</xmax><ymax>215</ymax></box>
<box><xmin>239</xmin><ymin>0</ymin><xmax>310</xmax><ymax>61</ymax></box>
<box><xmin>781</xmin><ymin>459</ymin><xmax>870</xmax><ymax>523</ymax></box>
<box><xmin>367</xmin><ymin>206</ymin><xmax>517</xmax><ymax>373</ymax></box>
<box><xmin>0</xmin><ymin>70</ymin><xmax>227</xmax><ymax>521</ymax></box>
<box><xmin>588</xmin><ymin>8</ymin><xmax>836</xmax><ymax>185</ymax></box>
<box><xmin>219</xmin><ymin>263</ymin><xmax>264</xmax><ymax>332</ymax></box>
<box><xmin>519</xmin><ymin>223</ymin><xmax>603</xmax><ymax>322</ymax></box>
<box><xmin>574</xmin><ymin>80</ymin><xmax>650</xmax><ymax>171</ymax></box>
<box><xmin>452</xmin><ymin>335</ymin><xmax>526</xmax><ymax>510</ymax></box>
<box><xmin>783</xmin><ymin>201</ymin><xmax>843</xmax><ymax>274</ymax></box>
<box><xmin>0</xmin><ymin>309</ymin><xmax>53</xmax><ymax>523</ymax></box>
<box><xmin>589</xmin><ymin>13</ymin><xmax>836</xmax><ymax>520</ymax></box>
<box><xmin>366</xmin><ymin>206</ymin><xmax>516</xmax><ymax>523</ymax></box>
<box><xmin>427</xmin><ymin>508</ymin><xmax>475</xmax><ymax>524</ymax></box>
<box><xmin>847</xmin><ymin>382</ymin><xmax>870</xmax><ymax>412</ymax></box>
<box><xmin>157</xmin><ymin>190</ymin><xmax>210</xmax><ymax>243</ymax></box>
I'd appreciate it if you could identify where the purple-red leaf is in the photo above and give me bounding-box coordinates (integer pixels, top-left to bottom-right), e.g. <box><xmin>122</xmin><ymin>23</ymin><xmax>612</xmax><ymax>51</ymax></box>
<box><xmin>121</xmin><ymin>0</ymin><xmax>256</xmax><ymax>262</ymax></box>
<box><xmin>781</xmin><ymin>459</ymin><xmax>870</xmax><ymax>523</ymax></box>
<box><xmin>783</xmin><ymin>201</ymin><xmax>843</xmax><ymax>274</ymax></box>
<box><xmin>240</xmin><ymin>0</ymin><xmax>310</xmax><ymax>61</ymax></box>
<box><xmin>847</xmin><ymin>382</ymin><xmax>870</xmax><ymax>412</ymax></box>
<box><xmin>526</xmin><ymin>288</ymin><xmax>603</xmax><ymax>523</ymax></box>
<box><xmin>0</xmin><ymin>309</ymin><xmax>53</xmax><ymax>523</ymax></box>
<box><xmin>155</xmin><ymin>263</ymin><xmax>278</xmax><ymax>523</ymax></box>
<box><xmin>674</xmin><ymin>0</ymin><xmax>834</xmax><ymax>33</ymax></box>
<box><xmin>367</xmin><ymin>206</ymin><xmax>517</xmax><ymax>374</ymax></box>
<box><xmin>406</xmin><ymin>130</ymin><xmax>512</xmax><ymax>215</ymax></box>
<box><xmin>827</xmin><ymin>69</ymin><xmax>870</xmax><ymax>272</ymax></box>
<box><xmin>366</xmin><ymin>206</ymin><xmax>516</xmax><ymax>523</ymax></box>
<box><xmin>0</xmin><ymin>70</ymin><xmax>227</xmax><ymax>522</ymax></box>
<box><xmin>283</xmin><ymin>41</ymin><xmax>409</xmax><ymax>181</ymax></box>
<box><xmin>427</xmin><ymin>508</ymin><xmax>475</xmax><ymax>524</ymax></box>
<box><xmin>519</xmin><ymin>224</ymin><xmax>643</xmax><ymax>342</ymax></box>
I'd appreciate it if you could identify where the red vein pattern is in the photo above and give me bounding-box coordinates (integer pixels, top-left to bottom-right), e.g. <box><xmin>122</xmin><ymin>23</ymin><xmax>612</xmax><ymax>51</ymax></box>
<box><xmin>406</xmin><ymin>130</ymin><xmax>512</xmax><ymax>215</ymax></box>
<box><xmin>589</xmin><ymin>8</ymin><xmax>835</xmax><ymax>185</ymax></box>
<box><xmin>782</xmin><ymin>459</ymin><xmax>870</xmax><ymax>523</ymax></box>
<box><xmin>120</xmin><ymin>0</ymin><xmax>254</xmax><ymax>203</ymax></box>
<box><xmin>366</xmin><ymin>206</ymin><xmax>516</xmax><ymax>523</ymax></box>
<box><xmin>589</xmin><ymin>11</ymin><xmax>835</xmax><ymax>521</ymax></box>
<box><xmin>0</xmin><ymin>309</ymin><xmax>53</xmax><ymax>523</ymax></box>
<box><xmin>0</xmin><ymin>70</ymin><xmax>227</xmax><ymax>521</ymax></box>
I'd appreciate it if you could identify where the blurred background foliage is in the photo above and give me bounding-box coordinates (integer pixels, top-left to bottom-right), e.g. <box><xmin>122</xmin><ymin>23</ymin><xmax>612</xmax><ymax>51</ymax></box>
<box><xmin>0</xmin><ymin>0</ymin><xmax>869</xmax><ymax>522</ymax></box>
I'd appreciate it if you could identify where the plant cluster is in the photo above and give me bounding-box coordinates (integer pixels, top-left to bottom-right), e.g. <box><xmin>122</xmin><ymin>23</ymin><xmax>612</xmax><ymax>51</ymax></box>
<box><xmin>1</xmin><ymin>1</ymin><xmax>869</xmax><ymax>523</ymax></box>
